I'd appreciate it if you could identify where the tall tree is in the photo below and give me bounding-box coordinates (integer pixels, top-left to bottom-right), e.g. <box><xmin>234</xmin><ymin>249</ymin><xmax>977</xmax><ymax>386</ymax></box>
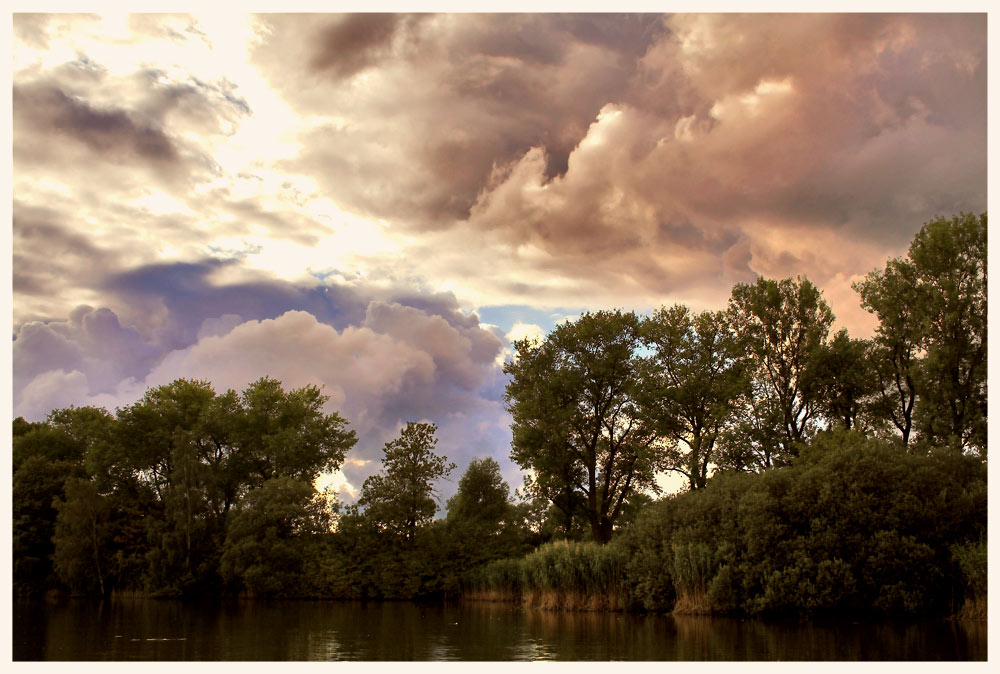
<box><xmin>52</xmin><ymin>478</ymin><xmax>113</xmax><ymax>595</ymax></box>
<box><xmin>854</xmin><ymin>259</ymin><xmax>922</xmax><ymax>447</ymax></box>
<box><xmin>445</xmin><ymin>457</ymin><xmax>520</xmax><ymax>564</ymax></box>
<box><xmin>640</xmin><ymin>306</ymin><xmax>747</xmax><ymax>489</ymax></box>
<box><xmin>726</xmin><ymin>276</ymin><xmax>835</xmax><ymax>464</ymax></box>
<box><xmin>504</xmin><ymin>310</ymin><xmax>660</xmax><ymax>544</ymax></box>
<box><xmin>357</xmin><ymin>422</ymin><xmax>455</xmax><ymax>544</ymax></box>
<box><xmin>854</xmin><ymin>212</ymin><xmax>987</xmax><ymax>453</ymax></box>
<box><xmin>114</xmin><ymin>379</ymin><xmax>224</xmax><ymax>592</ymax></box>
<box><xmin>803</xmin><ymin>330</ymin><xmax>878</xmax><ymax>432</ymax></box>
<box><xmin>908</xmin><ymin>213</ymin><xmax>987</xmax><ymax>453</ymax></box>
<box><xmin>12</xmin><ymin>418</ymin><xmax>89</xmax><ymax>593</ymax></box>
<box><xmin>230</xmin><ymin>377</ymin><xmax>357</xmax><ymax>488</ymax></box>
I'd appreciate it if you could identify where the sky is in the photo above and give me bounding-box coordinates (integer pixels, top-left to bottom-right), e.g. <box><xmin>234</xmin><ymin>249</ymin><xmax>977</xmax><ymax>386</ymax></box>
<box><xmin>8</xmin><ymin>10</ymin><xmax>988</xmax><ymax>504</ymax></box>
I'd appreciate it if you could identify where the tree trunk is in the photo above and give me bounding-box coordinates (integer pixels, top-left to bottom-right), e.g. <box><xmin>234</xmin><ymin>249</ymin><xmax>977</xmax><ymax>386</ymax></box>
<box><xmin>90</xmin><ymin>513</ymin><xmax>105</xmax><ymax>596</ymax></box>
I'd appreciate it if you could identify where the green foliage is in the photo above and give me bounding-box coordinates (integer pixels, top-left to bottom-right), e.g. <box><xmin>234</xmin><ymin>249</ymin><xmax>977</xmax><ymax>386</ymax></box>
<box><xmin>445</xmin><ymin>458</ymin><xmax>524</xmax><ymax>571</ymax></box>
<box><xmin>672</xmin><ymin>542</ymin><xmax>714</xmax><ymax>599</ymax></box>
<box><xmin>640</xmin><ymin>306</ymin><xmax>747</xmax><ymax>489</ymax></box>
<box><xmin>447</xmin><ymin>457</ymin><xmax>511</xmax><ymax>526</ymax></box>
<box><xmin>469</xmin><ymin>539</ymin><xmax>629</xmax><ymax>610</ymax></box>
<box><xmin>12</xmin><ymin>414</ymin><xmax>96</xmax><ymax>594</ymax></box>
<box><xmin>313</xmin><ymin>422</ymin><xmax>464</xmax><ymax>601</ymax></box>
<box><xmin>18</xmin><ymin>377</ymin><xmax>355</xmax><ymax>598</ymax></box>
<box><xmin>220</xmin><ymin>477</ymin><xmax>330</xmax><ymax>597</ymax></box>
<box><xmin>231</xmin><ymin>377</ymin><xmax>357</xmax><ymax>485</ymax></box>
<box><xmin>11</xmin><ymin>211</ymin><xmax>988</xmax><ymax>612</ymax></box>
<box><xmin>358</xmin><ymin>422</ymin><xmax>455</xmax><ymax>543</ymax></box>
<box><xmin>855</xmin><ymin>212</ymin><xmax>987</xmax><ymax>452</ymax></box>
<box><xmin>951</xmin><ymin>539</ymin><xmax>987</xmax><ymax>599</ymax></box>
<box><xmin>907</xmin><ymin>213</ymin><xmax>987</xmax><ymax>453</ymax></box>
<box><xmin>951</xmin><ymin>538</ymin><xmax>987</xmax><ymax>619</ymax></box>
<box><xmin>52</xmin><ymin>478</ymin><xmax>114</xmax><ymax>595</ymax></box>
<box><xmin>623</xmin><ymin>430</ymin><xmax>985</xmax><ymax>617</ymax></box>
<box><xmin>802</xmin><ymin>330</ymin><xmax>878</xmax><ymax>432</ymax></box>
<box><xmin>724</xmin><ymin>276</ymin><xmax>835</xmax><ymax>465</ymax></box>
<box><xmin>505</xmin><ymin>310</ymin><xmax>661</xmax><ymax>543</ymax></box>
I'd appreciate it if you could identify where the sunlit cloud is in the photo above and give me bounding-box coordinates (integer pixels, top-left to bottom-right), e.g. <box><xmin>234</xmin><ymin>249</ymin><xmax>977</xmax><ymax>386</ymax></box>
<box><xmin>12</xmin><ymin>12</ymin><xmax>985</xmax><ymax>502</ymax></box>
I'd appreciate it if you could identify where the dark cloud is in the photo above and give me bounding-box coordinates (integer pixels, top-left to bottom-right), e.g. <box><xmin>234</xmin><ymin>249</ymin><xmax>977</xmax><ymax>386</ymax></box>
<box><xmin>14</xmin><ymin>82</ymin><xmax>180</xmax><ymax>165</ymax></box>
<box><xmin>12</xmin><ymin>201</ymin><xmax>121</xmax><ymax>315</ymax></box>
<box><xmin>252</xmin><ymin>13</ymin><xmax>984</xmax><ymax>307</ymax></box>
<box><xmin>256</xmin><ymin>14</ymin><xmax>666</xmax><ymax>228</ymax></box>
<box><xmin>100</xmin><ymin>259</ymin><xmax>499</xmax><ymax>355</ymax></box>
<box><xmin>102</xmin><ymin>260</ymin><xmax>364</xmax><ymax>349</ymax></box>
<box><xmin>309</xmin><ymin>13</ymin><xmax>410</xmax><ymax>79</ymax></box>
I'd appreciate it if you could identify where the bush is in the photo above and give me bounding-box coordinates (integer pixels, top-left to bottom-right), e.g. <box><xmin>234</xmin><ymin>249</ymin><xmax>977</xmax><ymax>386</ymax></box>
<box><xmin>622</xmin><ymin>430</ymin><xmax>985</xmax><ymax>617</ymax></box>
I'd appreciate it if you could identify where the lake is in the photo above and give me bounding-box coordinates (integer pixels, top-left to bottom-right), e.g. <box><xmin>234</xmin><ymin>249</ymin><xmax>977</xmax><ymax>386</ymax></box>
<box><xmin>13</xmin><ymin>597</ymin><xmax>986</xmax><ymax>661</ymax></box>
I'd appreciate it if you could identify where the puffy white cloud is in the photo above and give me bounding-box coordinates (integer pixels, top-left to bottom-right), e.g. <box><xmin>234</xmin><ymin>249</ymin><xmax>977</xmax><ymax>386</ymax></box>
<box><xmin>13</xmin><ymin>297</ymin><xmax>511</xmax><ymax>503</ymax></box>
<box><xmin>144</xmin><ymin>310</ymin><xmax>438</xmax><ymax>434</ymax></box>
<box><xmin>13</xmin><ymin>305</ymin><xmax>161</xmax><ymax>402</ymax></box>
<box><xmin>505</xmin><ymin>322</ymin><xmax>546</xmax><ymax>345</ymax></box>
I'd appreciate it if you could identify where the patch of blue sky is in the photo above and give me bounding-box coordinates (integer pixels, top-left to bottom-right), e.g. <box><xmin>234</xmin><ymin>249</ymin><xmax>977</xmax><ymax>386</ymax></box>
<box><xmin>475</xmin><ymin>304</ymin><xmax>586</xmax><ymax>338</ymax></box>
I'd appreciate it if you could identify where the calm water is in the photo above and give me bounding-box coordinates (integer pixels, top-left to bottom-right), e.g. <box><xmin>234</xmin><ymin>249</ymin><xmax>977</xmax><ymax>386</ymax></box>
<box><xmin>13</xmin><ymin>598</ymin><xmax>986</xmax><ymax>661</ymax></box>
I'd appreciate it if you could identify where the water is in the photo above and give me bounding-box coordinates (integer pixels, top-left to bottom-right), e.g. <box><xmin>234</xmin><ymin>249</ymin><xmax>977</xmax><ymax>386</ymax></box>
<box><xmin>13</xmin><ymin>597</ymin><xmax>986</xmax><ymax>661</ymax></box>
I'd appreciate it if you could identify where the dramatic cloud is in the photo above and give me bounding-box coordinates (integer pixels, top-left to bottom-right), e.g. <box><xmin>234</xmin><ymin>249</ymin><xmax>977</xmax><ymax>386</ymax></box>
<box><xmin>247</xmin><ymin>13</ymin><xmax>985</xmax><ymax>322</ymax></box>
<box><xmin>12</xmin><ymin>12</ymin><xmax>986</xmax><ymax>500</ymax></box>
<box><xmin>12</xmin><ymin>266</ymin><xmax>508</xmax><ymax>500</ymax></box>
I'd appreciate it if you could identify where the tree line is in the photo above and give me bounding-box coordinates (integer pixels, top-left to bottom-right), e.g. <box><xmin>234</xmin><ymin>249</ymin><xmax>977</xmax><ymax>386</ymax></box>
<box><xmin>506</xmin><ymin>212</ymin><xmax>986</xmax><ymax>542</ymax></box>
<box><xmin>12</xmin><ymin>213</ymin><xmax>986</xmax><ymax>616</ymax></box>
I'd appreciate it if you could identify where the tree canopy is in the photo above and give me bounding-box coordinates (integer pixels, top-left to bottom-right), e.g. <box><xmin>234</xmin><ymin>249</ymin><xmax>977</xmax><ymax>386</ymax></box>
<box><xmin>640</xmin><ymin>306</ymin><xmax>747</xmax><ymax>490</ymax></box>
<box><xmin>505</xmin><ymin>310</ymin><xmax>661</xmax><ymax>544</ymax></box>
<box><xmin>357</xmin><ymin>422</ymin><xmax>455</xmax><ymax>544</ymax></box>
<box><xmin>855</xmin><ymin>212</ymin><xmax>987</xmax><ymax>453</ymax></box>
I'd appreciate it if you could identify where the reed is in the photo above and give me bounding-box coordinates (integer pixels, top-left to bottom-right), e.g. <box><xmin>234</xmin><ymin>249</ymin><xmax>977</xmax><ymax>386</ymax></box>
<box><xmin>952</xmin><ymin>539</ymin><xmax>987</xmax><ymax>621</ymax></box>
<box><xmin>465</xmin><ymin>539</ymin><xmax>628</xmax><ymax>611</ymax></box>
<box><xmin>671</xmin><ymin>542</ymin><xmax>714</xmax><ymax>615</ymax></box>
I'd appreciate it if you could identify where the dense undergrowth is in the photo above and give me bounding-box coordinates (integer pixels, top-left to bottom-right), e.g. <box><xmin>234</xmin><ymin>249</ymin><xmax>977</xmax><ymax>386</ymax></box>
<box><xmin>467</xmin><ymin>432</ymin><xmax>986</xmax><ymax>619</ymax></box>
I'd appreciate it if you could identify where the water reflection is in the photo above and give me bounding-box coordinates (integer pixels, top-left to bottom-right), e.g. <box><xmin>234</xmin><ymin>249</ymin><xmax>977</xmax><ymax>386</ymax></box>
<box><xmin>13</xmin><ymin>597</ymin><xmax>986</xmax><ymax>661</ymax></box>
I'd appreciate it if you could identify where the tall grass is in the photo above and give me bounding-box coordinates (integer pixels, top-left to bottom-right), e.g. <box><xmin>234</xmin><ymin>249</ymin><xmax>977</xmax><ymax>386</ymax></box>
<box><xmin>951</xmin><ymin>539</ymin><xmax>987</xmax><ymax>620</ymax></box>
<box><xmin>671</xmin><ymin>542</ymin><xmax>715</xmax><ymax>614</ymax></box>
<box><xmin>465</xmin><ymin>540</ymin><xmax>628</xmax><ymax>611</ymax></box>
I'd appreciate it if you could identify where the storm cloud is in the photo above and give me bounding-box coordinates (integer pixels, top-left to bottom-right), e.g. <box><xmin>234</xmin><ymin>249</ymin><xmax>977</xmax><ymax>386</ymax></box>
<box><xmin>12</xmin><ymin>268</ymin><xmax>509</xmax><ymax>499</ymax></box>
<box><xmin>250</xmin><ymin>13</ymin><xmax>985</xmax><ymax>315</ymax></box>
<box><xmin>12</xmin><ymin>12</ymin><xmax>986</xmax><ymax>500</ymax></box>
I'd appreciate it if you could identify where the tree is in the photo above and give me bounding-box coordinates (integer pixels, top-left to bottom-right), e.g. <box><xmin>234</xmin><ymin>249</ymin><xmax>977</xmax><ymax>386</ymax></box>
<box><xmin>445</xmin><ymin>458</ymin><xmax>520</xmax><ymax>565</ymax></box>
<box><xmin>357</xmin><ymin>422</ymin><xmax>455</xmax><ymax>544</ymax></box>
<box><xmin>803</xmin><ymin>329</ymin><xmax>878</xmax><ymax>432</ymax></box>
<box><xmin>854</xmin><ymin>259</ymin><xmax>922</xmax><ymax>447</ymax></box>
<box><xmin>854</xmin><ymin>212</ymin><xmax>987</xmax><ymax>453</ymax></box>
<box><xmin>504</xmin><ymin>310</ymin><xmax>661</xmax><ymax>544</ymax></box>
<box><xmin>908</xmin><ymin>213</ymin><xmax>987</xmax><ymax>453</ymax></box>
<box><xmin>219</xmin><ymin>476</ymin><xmax>331</xmax><ymax>597</ymax></box>
<box><xmin>114</xmin><ymin>379</ymin><xmax>225</xmax><ymax>592</ymax></box>
<box><xmin>12</xmin><ymin>422</ymin><xmax>88</xmax><ymax>593</ymax></box>
<box><xmin>52</xmin><ymin>478</ymin><xmax>113</xmax><ymax>595</ymax></box>
<box><xmin>99</xmin><ymin>377</ymin><xmax>356</xmax><ymax>594</ymax></box>
<box><xmin>446</xmin><ymin>457</ymin><xmax>513</xmax><ymax>528</ymax></box>
<box><xmin>640</xmin><ymin>306</ymin><xmax>747</xmax><ymax>489</ymax></box>
<box><xmin>231</xmin><ymin>377</ymin><xmax>357</xmax><ymax>488</ymax></box>
<box><xmin>13</xmin><ymin>410</ymin><xmax>112</xmax><ymax>594</ymax></box>
<box><xmin>726</xmin><ymin>276</ymin><xmax>835</xmax><ymax>464</ymax></box>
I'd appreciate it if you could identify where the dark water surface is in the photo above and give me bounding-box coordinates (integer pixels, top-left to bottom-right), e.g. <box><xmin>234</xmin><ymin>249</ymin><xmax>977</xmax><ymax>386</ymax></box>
<box><xmin>13</xmin><ymin>598</ymin><xmax>986</xmax><ymax>661</ymax></box>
